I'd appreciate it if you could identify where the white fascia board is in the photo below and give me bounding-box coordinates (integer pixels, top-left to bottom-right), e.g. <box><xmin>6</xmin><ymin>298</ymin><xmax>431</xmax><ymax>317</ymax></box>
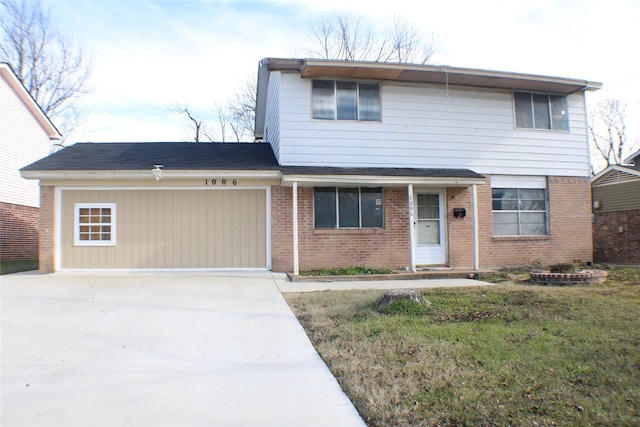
<box><xmin>21</xmin><ymin>169</ymin><xmax>283</xmax><ymax>180</ymax></box>
<box><xmin>281</xmin><ymin>174</ymin><xmax>485</xmax><ymax>187</ymax></box>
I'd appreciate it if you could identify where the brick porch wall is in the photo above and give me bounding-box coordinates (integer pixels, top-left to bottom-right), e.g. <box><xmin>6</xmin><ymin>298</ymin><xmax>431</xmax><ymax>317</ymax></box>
<box><xmin>272</xmin><ymin>177</ymin><xmax>593</xmax><ymax>272</ymax></box>
<box><xmin>473</xmin><ymin>176</ymin><xmax>593</xmax><ymax>268</ymax></box>
<box><xmin>593</xmin><ymin>210</ymin><xmax>640</xmax><ymax>264</ymax></box>
<box><xmin>271</xmin><ymin>186</ymin><xmax>410</xmax><ymax>272</ymax></box>
<box><xmin>38</xmin><ymin>186</ymin><xmax>55</xmax><ymax>273</ymax></box>
<box><xmin>0</xmin><ymin>202</ymin><xmax>39</xmax><ymax>260</ymax></box>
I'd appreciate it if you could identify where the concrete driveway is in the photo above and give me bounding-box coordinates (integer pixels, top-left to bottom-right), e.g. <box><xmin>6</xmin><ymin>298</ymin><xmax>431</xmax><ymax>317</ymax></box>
<box><xmin>1</xmin><ymin>272</ymin><xmax>365</xmax><ymax>427</ymax></box>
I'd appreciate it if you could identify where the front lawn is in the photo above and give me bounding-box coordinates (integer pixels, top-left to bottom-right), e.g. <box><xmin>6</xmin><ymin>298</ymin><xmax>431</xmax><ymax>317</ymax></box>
<box><xmin>285</xmin><ymin>267</ymin><xmax>639</xmax><ymax>426</ymax></box>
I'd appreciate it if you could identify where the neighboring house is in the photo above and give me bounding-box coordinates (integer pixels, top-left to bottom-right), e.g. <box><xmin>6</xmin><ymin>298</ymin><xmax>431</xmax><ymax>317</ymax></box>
<box><xmin>0</xmin><ymin>63</ymin><xmax>62</xmax><ymax>264</ymax></box>
<box><xmin>591</xmin><ymin>150</ymin><xmax>640</xmax><ymax>264</ymax></box>
<box><xmin>21</xmin><ymin>58</ymin><xmax>601</xmax><ymax>274</ymax></box>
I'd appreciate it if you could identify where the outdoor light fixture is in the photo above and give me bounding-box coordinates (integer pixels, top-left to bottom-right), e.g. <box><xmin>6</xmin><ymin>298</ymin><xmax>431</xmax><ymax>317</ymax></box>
<box><xmin>152</xmin><ymin>164</ymin><xmax>164</xmax><ymax>180</ymax></box>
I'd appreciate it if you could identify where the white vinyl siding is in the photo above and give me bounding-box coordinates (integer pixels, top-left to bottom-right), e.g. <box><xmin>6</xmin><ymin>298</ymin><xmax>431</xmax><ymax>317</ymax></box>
<box><xmin>0</xmin><ymin>75</ymin><xmax>51</xmax><ymax>207</ymax></box>
<box><xmin>275</xmin><ymin>73</ymin><xmax>590</xmax><ymax>177</ymax></box>
<box><xmin>264</xmin><ymin>71</ymin><xmax>281</xmax><ymax>158</ymax></box>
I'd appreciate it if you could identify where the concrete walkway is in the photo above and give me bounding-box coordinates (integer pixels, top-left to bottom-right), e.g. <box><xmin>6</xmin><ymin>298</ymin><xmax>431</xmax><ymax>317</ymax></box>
<box><xmin>1</xmin><ymin>272</ymin><xmax>366</xmax><ymax>427</ymax></box>
<box><xmin>274</xmin><ymin>274</ymin><xmax>494</xmax><ymax>293</ymax></box>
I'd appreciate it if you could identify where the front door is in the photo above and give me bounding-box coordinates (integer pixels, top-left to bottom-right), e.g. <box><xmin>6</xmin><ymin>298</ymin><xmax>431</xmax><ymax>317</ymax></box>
<box><xmin>415</xmin><ymin>191</ymin><xmax>446</xmax><ymax>265</ymax></box>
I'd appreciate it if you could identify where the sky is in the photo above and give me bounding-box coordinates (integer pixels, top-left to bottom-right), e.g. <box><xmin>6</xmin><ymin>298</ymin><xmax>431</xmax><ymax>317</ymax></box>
<box><xmin>44</xmin><ymin>0</ymin><xmax>640</xmax><ymax>166</ymax></box>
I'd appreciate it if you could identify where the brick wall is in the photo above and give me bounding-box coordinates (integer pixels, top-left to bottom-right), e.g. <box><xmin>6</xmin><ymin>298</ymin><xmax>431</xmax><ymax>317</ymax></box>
<box><xmin>473</xmin><ymin>176</ymin><xmax>593</xmax><ymax>268</ymax></box>
<box><xmin>272</xmin><ymin>177</ymin><xmax>593</xmax><ymax>272</ymax></box>
<box><xmin>38</xmin><ymin>186</ymin><xmax>55</xmax><ymax>273</ymax></box>
<box><xmin>593</xmin><ymin>210</ymin><xmax>640</xmax><ymax>264</ymax></box>
<box><xmin>271</xmin><ymin>185</ymin><xmax>410</xmax><ymax>272</ymax></box>
<box><xmin>0</xmin><ymin>202</ymin><xmax>39</xmax><ymax>260</ymax></box>
<box><xmin>446</xmin><ymin>187</ymin><xmax>475</xmax><ymax>268</ymax></box>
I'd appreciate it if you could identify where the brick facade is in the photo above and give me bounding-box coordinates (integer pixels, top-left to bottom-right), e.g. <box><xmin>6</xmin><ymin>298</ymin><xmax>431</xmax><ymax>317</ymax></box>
<box><xmin>593</xmin><ymin>210</ymin><xmax>640</xmax><ymax>264</ymax></box>
<box><xmin>272</xmin><ymin>177</ymin><xmax>594</xmax><ymax>272</ymax></box>
<box><xmin>40</xmin><ymin>177</ymin><xmax>593</xmax><ymax>273</ymax></box>
<box><xmin>473</xmin><ymin>176</ymin><xmax>593</xmax><ymax>268</ymax></box>
<box><xmin>0</xmin><ymin>202</ymin><xmax>39</xmax><ymax>260</ymax></box>
<box><xmin>271</xmin><ymin>186</ymin><xmax>410</xmax><ymax>272</ymax></box>
<box><xmin>38</xmin><ymin>186</ymin><xmax>55</xmax><ymax>273</ymax></box>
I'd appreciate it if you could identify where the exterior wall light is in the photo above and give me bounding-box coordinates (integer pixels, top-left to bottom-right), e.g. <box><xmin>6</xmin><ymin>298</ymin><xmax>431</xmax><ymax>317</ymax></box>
<box><xmin>152</xmin><ymin>164</ymin><xmax>163</xmax><ymax>180</ymax></box>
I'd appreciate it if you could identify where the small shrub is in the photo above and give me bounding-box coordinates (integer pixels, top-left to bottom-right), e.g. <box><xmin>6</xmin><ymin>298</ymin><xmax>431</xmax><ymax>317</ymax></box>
<box><xmin>549</xmin><ymin>263</ymin><xmax>579</xmax><ymax>273</ymax></box>
<box><xmin>300</xmin><ymin>265</ymin><xmax>393</xmax><ymax>276</ymax></box>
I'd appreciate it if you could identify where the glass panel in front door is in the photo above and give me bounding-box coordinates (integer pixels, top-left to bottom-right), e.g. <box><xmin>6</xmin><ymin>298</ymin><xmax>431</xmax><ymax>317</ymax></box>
<box><xmin>417</xmin><ymin>194</ymin><xmax>440</xmax><ymax>245</ymax></box>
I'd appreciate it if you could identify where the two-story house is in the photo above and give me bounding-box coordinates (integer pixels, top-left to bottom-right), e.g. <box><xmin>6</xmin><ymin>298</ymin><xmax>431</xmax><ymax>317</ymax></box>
<box><xmin>1</xmin><ymin>63</ymin><xmax>61</xmax><ymax>268</ymax></box>
<box><xmin>21</xmin><ymin>58</ymin><xmax>601</xmax><ymax>273</ymax></box>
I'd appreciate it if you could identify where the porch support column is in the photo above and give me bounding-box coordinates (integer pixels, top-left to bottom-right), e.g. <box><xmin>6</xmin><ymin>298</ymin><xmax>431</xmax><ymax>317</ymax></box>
<box><xmin>408</xmin><ymin>184</ymin><xmax>416</xmax><ymax>272</ymax></box>
<box><xmin>292</xmin><ymin>181</ymin><xmax>299</xmax><ymax>276</ymax></box>
<box><xmin>472</xmin><ymin>183</ymin><xmax>479</xmax><ymax>270</ymax></box>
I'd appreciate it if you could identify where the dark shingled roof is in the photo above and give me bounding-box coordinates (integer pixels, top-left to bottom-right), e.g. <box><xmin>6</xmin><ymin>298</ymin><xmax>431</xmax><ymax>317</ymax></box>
<box><xmin>21</xmin><ymin>142</ymin><xmax>280</xmax><ymax>171</ymax></box>
<box><xmin>281</xmin><ymin>166</ymin><xmax>485</xmax><ymax>179</ymax></box>
<box><xmin>21</xmin><ymin>142</ymin><xmax>484</xmax><ymax>180</ymax></box>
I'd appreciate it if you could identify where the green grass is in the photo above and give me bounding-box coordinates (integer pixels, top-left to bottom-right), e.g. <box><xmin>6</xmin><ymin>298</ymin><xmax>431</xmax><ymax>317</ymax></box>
<box><xmin>299</xmin><ymin>265</ymin><xmax>394</xmax><ymax>276</ymax></box>
<box><xmin>285</xmin><ymin>266</ymin><xmax>640</xmax><ymax>426</ymax></box>
<box><xmin>0</xmin><ymin>259</ymin><xmax>38</xmax><ymax>275</ymax></box>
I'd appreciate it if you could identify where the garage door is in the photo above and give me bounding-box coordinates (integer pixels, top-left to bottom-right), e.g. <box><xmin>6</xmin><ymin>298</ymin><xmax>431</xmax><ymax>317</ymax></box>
<box><xmin>60</xmin><ymin>189</ymin><xmax>268</xmax><ymax>269</ymax></box>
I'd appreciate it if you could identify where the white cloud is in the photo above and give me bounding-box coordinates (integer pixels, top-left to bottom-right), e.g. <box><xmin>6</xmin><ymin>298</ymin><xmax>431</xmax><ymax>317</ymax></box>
<box><xmin>48</xmin><ymin>0</ymin><xmax>639</xmax><ymax>148</ymax></box>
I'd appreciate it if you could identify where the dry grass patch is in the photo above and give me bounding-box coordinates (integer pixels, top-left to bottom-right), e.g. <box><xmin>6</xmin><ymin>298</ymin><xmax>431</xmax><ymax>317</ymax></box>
<box><xmin>285</xmin><ymin>267</ymin><xmax>640</xmax><ymax>426</ymax></box>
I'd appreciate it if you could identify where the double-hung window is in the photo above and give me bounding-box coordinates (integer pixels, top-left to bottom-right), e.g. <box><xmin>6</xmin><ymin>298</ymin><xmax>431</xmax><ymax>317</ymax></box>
<box><xmin>74</xmin><ymin>203</ymin><xmax>116</xmax><ymax>246</ymax></box>
<box><xmin>514</xmin><ymin>92</ymin><xmax>568</xmax><ymax>131</ymax></box>
<box><xmin>312</xmin><ymin>80</ymin><xmax>381</xmax><ymax>121</ymax></box>
<box><xmin>314</xmin><ymin>187</ymin><xmax>384</xmax><ymax>228</ymax></box>
<box><xmin>492</xmin><ymin>186</ymin><xmax>548</xmax><ymax>236</ymax></box>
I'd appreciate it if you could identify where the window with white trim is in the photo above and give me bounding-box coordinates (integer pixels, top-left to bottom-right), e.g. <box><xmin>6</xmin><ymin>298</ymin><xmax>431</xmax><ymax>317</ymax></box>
<box><xmin>492</xmin><ymin>187</ymin><xmax>548</xmax><ymax>236</ymax></box>
<box><xmin>74</xmin><ymin>203</ymin><xmax>116</xmax><ymax>246</ymax></box>
<box><xmin>314</xmin><ymin>187</ymin><xmax>384</xmax><ymax>228</ymax></box>
<box><xmin>312</xmin><ymin>80</ymin><xmax>381</xmax><ymax>121</ymax></box>
<box><xmin>514</xmin><ymin>92</ymin><xmax>568</xmax><ymax>131</ymax></box>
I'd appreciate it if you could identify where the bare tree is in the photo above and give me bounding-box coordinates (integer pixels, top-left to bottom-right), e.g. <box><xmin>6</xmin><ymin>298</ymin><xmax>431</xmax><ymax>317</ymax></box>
<box><xmin>590</xmin><ymin>98</ymin><xmax>637</xmax><ymax>171</ymax></box>
<box><xmin>175</xmin><ymin>13</ymin><xmax>439</xmax><ymax>143</ymax></box>
<box><xmin>1</xmin><ymin>0</ymin><xmax>91</xmax><ymax>140</ymax></box>
<box><xmin>173</xmin><ymin>106</ymin><xmax>205</xmax><ymax>143</ymax></box>
<box><xmin>303</xmin><ymin>13</ymin><xmax>441</xmax><ymax>64</ymax></box>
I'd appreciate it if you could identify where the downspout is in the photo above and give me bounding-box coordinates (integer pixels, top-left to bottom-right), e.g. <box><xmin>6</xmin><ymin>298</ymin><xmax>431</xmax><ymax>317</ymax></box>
<box><xmin>408</xmin><ymin>184</ymin><xmax>416</xmax><ymax>272</ymax></box>
<box><xmin>472</xmin><ymin>184</ymin><xmax>479</xmax><ymax>270</ymax></box>
<box><xmin>292</xmin><ymin>181</ymin><xmax>299</xmax><ymax>276</ymax></box>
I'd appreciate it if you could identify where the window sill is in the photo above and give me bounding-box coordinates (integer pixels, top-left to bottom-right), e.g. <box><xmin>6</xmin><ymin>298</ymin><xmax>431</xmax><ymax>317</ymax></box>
<box><xmin>314</xmin><ymin>228</ymin><xmax>385</xmax><ymax>235</ymax></box>
<box><xmin>492</xmin><ymin>235</ymin><xmax>550</xmax><ymax>242</ymax></box>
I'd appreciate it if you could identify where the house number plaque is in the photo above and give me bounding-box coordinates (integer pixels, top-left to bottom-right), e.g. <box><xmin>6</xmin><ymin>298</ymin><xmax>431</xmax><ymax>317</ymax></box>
<box><xmin>205</xmin><ymin>178</ymin><xmax>238</xmax><ymax>186</ymax></box>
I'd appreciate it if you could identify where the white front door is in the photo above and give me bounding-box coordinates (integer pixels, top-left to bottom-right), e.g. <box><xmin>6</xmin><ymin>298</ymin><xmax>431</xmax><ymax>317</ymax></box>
<box><xmin>415</xmin><ymin>191</ymin><xmax>446</xmax><ymax>265</ymax></box>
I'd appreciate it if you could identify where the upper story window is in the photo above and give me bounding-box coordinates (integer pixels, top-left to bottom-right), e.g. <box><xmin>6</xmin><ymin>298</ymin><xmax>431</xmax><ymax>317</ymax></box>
<box><xmin>312</xmin><ymin>80</ymin><xmax>381</xmax><ymax>121</ymax></box>
<box><xmin>514</xmin><ymin>92</ymin><xmax>568</xmax><ymax>131</ymax></box>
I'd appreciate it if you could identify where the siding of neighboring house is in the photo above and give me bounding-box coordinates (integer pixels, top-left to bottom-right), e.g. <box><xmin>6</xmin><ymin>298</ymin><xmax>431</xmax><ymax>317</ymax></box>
<box><xmin>0</xmin><ymin>66</ymin><xmax>56</xmax><ymax>262</ymax></box>
<box><xmin>273</xmin><ymin>73</ymin><xmax>590</xmax><ymax>178</ymax></box>
<box><xmin>592</xmin><ymin>178</ymin><xmax>640</xmax><ymax>264</ymax></box>
<box><xmin>0</xmin><ymin>202</ymin><xmax>39</xmax><ymax>260</ymax></box>
<box><xmin>0</xmin><ymin>74</ymin><xmax>51</xmax><ymax>208</ymax></box>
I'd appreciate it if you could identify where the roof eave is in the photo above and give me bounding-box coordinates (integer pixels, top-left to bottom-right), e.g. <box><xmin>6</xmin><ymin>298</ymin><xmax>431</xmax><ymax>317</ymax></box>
<box><xmin>281</xmin><ymin>173</ymin><xmax>486</xmax><ymax>187</ymax></box>
<box><xmin>21</xmin><ymin>169</ymin><xmax>283</xmax><ymax>181</ymax></box>
<box><xmin>1</xmin><ymin>63</ymin><xmax>62</xmax><ymax>140</ymax></box>
<box><xmin>591</xmin><ymin>165</ymin><xmax>640</xmax><ymax>184</ymax></box>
